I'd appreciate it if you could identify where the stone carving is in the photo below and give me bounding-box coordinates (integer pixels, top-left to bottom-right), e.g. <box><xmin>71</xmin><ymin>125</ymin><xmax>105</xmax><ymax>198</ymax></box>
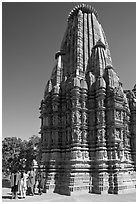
<box><xmin>82</xmin><ymin>112</ymin><xmax>87</xmax><ymax>124</ymax></box>
<box><xmin>114</xmin><ymin>85</ymin><xmax>124</xmax><ymax>97</ymax></box>
<box><xmin>72</xmin><ymin>111</ymin><xmax>81</xmax><ymax>124</ymax></box>
<box><xmin>97</xmin><ymin>111</ymin><xmax>105</xmax><ymax>123</ymax></box>
<box><xmin>98</xmin><ymin>99</ymin><xmax>104</xmax><ymax>108</ymax></box>
<box><xmin>115</xmin><ymin>128</ymin><xmax>120</xmax><ymax>139</ymax></box>
<box><xmin>85</xmin><ymin>151</ymin><xmax>89</xmax><ymax>158</ymax></box>
<box><xmin>115</xmin><ymin>110</ymin><xmax>121</xmax><ymax>120</ymax></box>
<box><xmin>72</xmin><ymin>99</ymin><xmax>80</xmax><ymax>107</ymax></box>
<box><xmin>72</xmin><ymin>127</ymin><xmax>81</xmax><ymax>142</ymax></box>
<box><xmin>82</xmin><ymin>129</ymin><xmax>87</xmax><ymax>142</ymax></box>
<box><xmin>40</xmin><ymin>4</ymin><xmax>136</xmax><ymax>195</ymax></box>
<box><xmin>97</xmin><ymin>129</ymin><xmax>105</xmax><ymax>142</ymax></box>
<box><xmin>81</xmin><ymin>100</ymin><xmax>86</xmax><ymax>108</ymax></box>
<box><xmin>77</xmin><ymin>150</ymin><xmax>82</xmax><ymax>159</ymax></box>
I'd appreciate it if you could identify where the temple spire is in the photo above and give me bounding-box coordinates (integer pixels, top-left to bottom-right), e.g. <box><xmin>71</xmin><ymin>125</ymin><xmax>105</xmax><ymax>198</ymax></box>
<box><xmin>40</xmin><ymin>4</ymin><xmax>136</xmax><ymax>196</ymax></box>
<box><xmin>93</xmin><ymin>38</ymin><xmax>106</xmax><ymax>77</ymax></box>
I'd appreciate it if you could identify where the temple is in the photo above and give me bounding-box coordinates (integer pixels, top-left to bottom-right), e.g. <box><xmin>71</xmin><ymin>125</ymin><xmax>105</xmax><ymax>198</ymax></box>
<box><xmin>39</xmin><ymin>4</ymin><xmax>136</xmax><ymax>195</ymax></box>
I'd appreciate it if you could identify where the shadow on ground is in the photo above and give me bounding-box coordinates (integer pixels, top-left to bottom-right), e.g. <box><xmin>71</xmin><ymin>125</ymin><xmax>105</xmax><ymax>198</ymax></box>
<box><xmin>2</xmin><ymin>195</ymin><xmax>12</xmax><ymax>200</ymax></box>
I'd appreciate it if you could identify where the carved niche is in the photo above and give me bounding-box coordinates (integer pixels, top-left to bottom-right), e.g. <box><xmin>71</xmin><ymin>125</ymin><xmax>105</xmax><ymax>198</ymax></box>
<box><xmin>97</xmin><ymin>111</ymin><xmax>105</xmax><ymax>124</ymax></box>
<box><xmin>72</xmin><ymin>127</ymin><xmax>82</xmax><ymax>142</ymax></box>
<box><xmin>115</xmin><ymin>110</ymin><xmax>121</xmax><ymax>120</ymax></box>
<box><xmin>115</xmin><ymin>128</ymin><xmax>121</xmax><ymax>140</ymax></box>
<box><xmin>81</xmin><ymin>129</ymin><xmax>87</xmax><ymax>143</ymax></box>
<box><xmin>81</xmin><ymin>98</ymin><xmax>86</xmax><ymax>109</ymax></box>
<box><xmin>82</xmin><ymin>112</ymin><xmax>87</xmax><ymax>124</ymax></box>
<box><xmin>72</xmin><ymin>111</ymin><xmax>81</xmax><ymax>124</ymax></box>
<box><xmin>77</xmin><ymin>150</ymin><xmax>82</xmax><ymax>159</ymax></box>
<box><xmin>97</xmin><ymin>129</ymin><xmax>106</xmax><ymax>143</ymax></box>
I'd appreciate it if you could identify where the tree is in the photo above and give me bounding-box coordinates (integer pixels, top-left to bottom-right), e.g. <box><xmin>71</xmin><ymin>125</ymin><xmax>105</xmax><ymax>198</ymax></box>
<box><xmin>24</xmin><ymin>135</ymin><xmax>41</xmax><ymax>170</ymax></box>
<box><xmin>2</xmin><ymin>135</ymin><xmax>42</xmax><ymax>175</ymax></box>
<box><xmin>2</xmin><ymin>137</ymin><xmax>23</xmax><ymax>175</ymax></box>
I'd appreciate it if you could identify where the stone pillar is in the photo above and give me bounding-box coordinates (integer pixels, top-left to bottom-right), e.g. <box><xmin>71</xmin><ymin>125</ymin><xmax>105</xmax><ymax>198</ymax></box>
<box><xmin>87</xmin><ymin>82</ymin><xmax>96</xmax><ymax>193</ymax></box>
<box><xmin>92</xmin><ymin>76</ymin><xmax>109</xmax><ymax>194</ymax></box>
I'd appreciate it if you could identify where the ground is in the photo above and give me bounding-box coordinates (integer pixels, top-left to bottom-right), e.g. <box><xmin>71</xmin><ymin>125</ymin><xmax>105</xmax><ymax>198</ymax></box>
<box><xmin>2</xmin><ymin>187</ymin><xmax>136</xmax><ymax>202</ymax></box>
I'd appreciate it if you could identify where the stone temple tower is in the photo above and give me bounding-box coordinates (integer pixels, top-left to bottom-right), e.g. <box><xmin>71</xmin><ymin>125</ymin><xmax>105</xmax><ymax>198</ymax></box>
<box><xmin>39</xmin><ymin>4</ymin><xmax>136</xmax><ymax>195</ymax></box>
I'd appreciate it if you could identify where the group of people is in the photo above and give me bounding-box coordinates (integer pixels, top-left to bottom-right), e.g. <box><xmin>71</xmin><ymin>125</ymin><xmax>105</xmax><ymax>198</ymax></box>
<box><xmin>10</xmin><ymin>168</ymin><xmax>46</xmax><ymax>199</ymax></box>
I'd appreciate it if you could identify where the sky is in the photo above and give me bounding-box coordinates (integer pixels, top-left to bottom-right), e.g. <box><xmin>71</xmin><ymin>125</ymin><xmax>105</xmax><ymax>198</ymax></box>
<box><xmin>2</xmin><ymin>2</ymin><xmax>136</xmax><ymax>140</ymax></box>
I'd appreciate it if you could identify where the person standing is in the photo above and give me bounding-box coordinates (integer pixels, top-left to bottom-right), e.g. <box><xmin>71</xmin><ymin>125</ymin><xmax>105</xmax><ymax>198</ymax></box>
<box><xmin>10</xmin><ymin>170</ymin><xmax>20</xmax><ymax>199</ymax></box>
<box><xmin>37</xmin><ymin>172</ymin><xmax>43</xmax><ymax>195</ymax></box>
<box><xmin>27</xmin><ymin>168</ymin><xmax>35</xmax><ymax>196</ymax></box>
<box><xmin>19</xmin><ymin>170</ymin><xmax>28</xmax><ymax>198</ymax></box>
<box><xmin>41</xmin><ymin>171</ymin><xmax>46</xmax><ymax>193</ymax></box>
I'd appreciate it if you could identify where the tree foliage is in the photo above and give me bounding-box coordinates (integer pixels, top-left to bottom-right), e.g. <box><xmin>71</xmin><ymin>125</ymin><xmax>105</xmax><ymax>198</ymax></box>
<box><xmin>2</xmin><ymin>135</ymin><xmax>41</xmax><ymax>176</ymax></box>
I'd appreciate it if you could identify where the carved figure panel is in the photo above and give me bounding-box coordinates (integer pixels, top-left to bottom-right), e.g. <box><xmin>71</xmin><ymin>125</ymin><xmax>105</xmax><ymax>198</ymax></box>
<box><xmin>72</xmin><ymin>127</ymin><xmax>82</xmax><ymax>142</ymax></box>
<box><xmin>115</xmin><ymin>110</ymin><xmax>121</xmax><ymax>120</ymax></box>
<box><xmin>82</xmin><ymin>112</ymin><xmax>87</xmax><ymax>124</ymax></box>
<box><xmin>115</xmin><ymin>128</ymin><xmax>120</xmax><ymax>138</ymax></box>
<box><xmin>81</xmin><ymin>99</ymin><xmax>86</xmax><ymax>108</ymax></box>
<box><xmin>71</xmin><ymin>151</ymin><xmax>77</xmax><ymax>160</ymax></box>
<box><xmin>77</xmin><ymin>150</ymin><xmax>82</xmax><ymax>159</ymax></box>
<box><xmin>97</xmin><ymin>111</ymin><xmax>105</xmax><ymax>124</ymax></box>
<box><xmin>72</xmin><ymin>111</ymin><xmax>81</xmax><ymax>124</ymax></box>
<box><xmin>81</xmin><ymin>129</ymin><xmax>87</xmax><ymax>142</ymax></box>
<box><xmin>97</xmin><ymin>129</ymin><xmax>105</xmax><ymax>143</ymax></box>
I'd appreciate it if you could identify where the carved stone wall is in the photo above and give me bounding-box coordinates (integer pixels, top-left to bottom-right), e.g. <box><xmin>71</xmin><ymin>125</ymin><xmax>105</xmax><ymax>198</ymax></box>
<box><xmin>39</xmin><ymin>4</ymin><xmax>136</xmax><ymax>195</ymax></box>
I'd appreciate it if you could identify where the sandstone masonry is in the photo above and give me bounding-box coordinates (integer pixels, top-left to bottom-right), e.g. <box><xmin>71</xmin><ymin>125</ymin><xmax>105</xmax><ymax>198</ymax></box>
<box><xmin>39</xmin><ymin>4</ymin><xmax>136</xmax><ymax>195</ymax></box>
